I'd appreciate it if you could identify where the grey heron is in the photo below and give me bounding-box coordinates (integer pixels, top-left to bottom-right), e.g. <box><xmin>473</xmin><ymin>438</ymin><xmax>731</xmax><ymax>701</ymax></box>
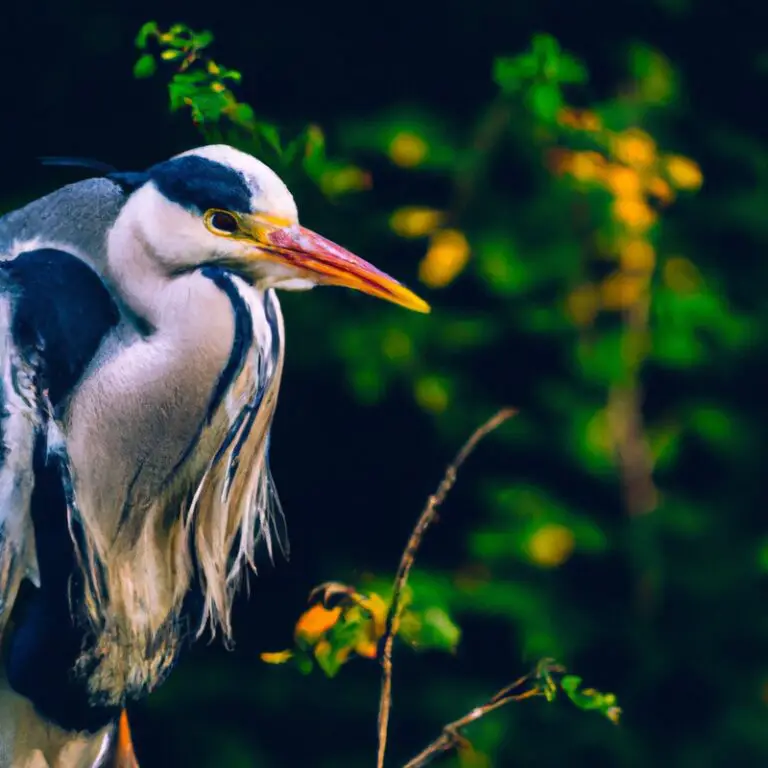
<box><xmin>0</xmin><ymin>144</ymin><xmax>429</xmax><ymax>767</ymax></box>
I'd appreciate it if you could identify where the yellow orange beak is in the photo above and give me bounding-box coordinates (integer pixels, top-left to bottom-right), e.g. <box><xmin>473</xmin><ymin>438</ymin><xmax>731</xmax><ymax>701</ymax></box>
<box><xmin>245</xmin><ymin>216</ymin><xmax>430</xmax><ymax>313</ymax></box>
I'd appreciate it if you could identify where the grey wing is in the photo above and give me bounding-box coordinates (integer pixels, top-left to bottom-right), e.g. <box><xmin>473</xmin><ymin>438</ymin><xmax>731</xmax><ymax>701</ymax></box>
<box><xmin>0</xmin><ymin>284</ymin><xmax>40</xmax><ymax>638</ymax></box>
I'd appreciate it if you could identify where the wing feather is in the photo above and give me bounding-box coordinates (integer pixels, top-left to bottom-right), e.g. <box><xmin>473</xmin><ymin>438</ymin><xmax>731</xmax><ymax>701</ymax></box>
<box><xmin>0</xmin><ymin>283</ymin><xmax>41</xmax><ymax>638</ymax></box>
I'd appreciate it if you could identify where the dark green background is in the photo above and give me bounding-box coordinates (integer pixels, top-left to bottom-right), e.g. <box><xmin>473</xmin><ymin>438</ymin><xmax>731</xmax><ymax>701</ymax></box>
<box><xmin>3</xmin><ymin>1</ymin><xmax>768</xmax><ymax>766</ymax></box>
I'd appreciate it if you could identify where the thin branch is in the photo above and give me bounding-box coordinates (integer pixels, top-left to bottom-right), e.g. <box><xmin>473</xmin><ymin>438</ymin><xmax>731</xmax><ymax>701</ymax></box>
<box><xmin>403</xmin><ymin>661</ymin><xmax>565</xmax><ymax>768</ymax></box>
<box><xmin>445</xmin><ymin>97</ymin><xmax>515</xmax><ymax>228</ymax></box>
<box><xmin>376</xmin><ymin>408</ymin><xmax>517</xmax><ymax>768</ymax></box>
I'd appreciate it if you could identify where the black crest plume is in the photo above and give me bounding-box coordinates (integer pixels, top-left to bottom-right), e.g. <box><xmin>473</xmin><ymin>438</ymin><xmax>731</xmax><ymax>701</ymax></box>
<box><xmin>39</xmin><ymin>156</ymin><xmax>149</xmax><ymax>193</ymax></box>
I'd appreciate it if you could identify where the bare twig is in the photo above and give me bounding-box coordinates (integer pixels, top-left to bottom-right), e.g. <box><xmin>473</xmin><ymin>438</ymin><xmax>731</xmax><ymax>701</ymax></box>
<box><xmin>446</xmin><ymin>97</ymin><xmax>515</xmax><ymax>228</ymax></box>
<box><xmin>402</xmin><ymin>661</ymin><xmax>565</xmax><ymax>768</ymax></box>
<box><xmin>375</xmin><ymin>408</ymin><xmax>517</xmax><ymax>768</ymax></box>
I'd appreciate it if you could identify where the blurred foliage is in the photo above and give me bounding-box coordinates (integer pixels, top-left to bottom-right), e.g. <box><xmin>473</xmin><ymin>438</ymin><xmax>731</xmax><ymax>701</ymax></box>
<box><xmin>124</xmin><ymin>18</ymin><xmax>768</xmax><ymax>766</ymax></box>
<box><xmin>0</xmin><ymin>2</ymin><xmax>763</xmax><ymax>764</ymax></box>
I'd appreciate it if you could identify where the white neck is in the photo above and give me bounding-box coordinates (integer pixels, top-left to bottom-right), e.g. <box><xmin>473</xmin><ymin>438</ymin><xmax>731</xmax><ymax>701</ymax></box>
<box><xmin>106</xmin><ymin>213</ymin><xmax>185</xmax><ymax>331</ymax></box>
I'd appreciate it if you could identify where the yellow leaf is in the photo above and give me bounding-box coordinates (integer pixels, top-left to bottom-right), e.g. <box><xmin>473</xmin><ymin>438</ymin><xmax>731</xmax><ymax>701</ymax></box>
<box><xmin>295</xmin><ymin>604</ymin><xmax>342</xmax><ymax>642</ymax></box>
<box><xmin>665</xmin><ymin>155</ymin><xmax>703</xmax><ymax>191</ymax></box>
<box><xmin>526</xmin><ymin>524</ymin><xmax>575</xmax><ymax>568</ymax></box>
<box><xmin>610</xmin><ymin>129</ymin><xmax>656</xmax><ymax>168</ymax></box>
<box><xmin>604</xmin><ymin>165</ymin><xmax>642</xmax><ymax>198</ymax></box>
<box><xmin>567</xmin><ymin>151</ymin><xmax>606</xmax><ymax>182</ymax></box>
<box><xmin>390</xmin><ymin>207</ymin><xmax>444</xmax><ymax>238</ymax></box>
<box><xmin>414</xmin><ymin>376</ymin><xmax>451</xmax><ymax>413</ymax></box>
<box><xmin>359</xmin><ymin>592</ymin><xmax>389</xmax><ymax>638</ymax></box>
<box><xmin>556</xmin><ymin>108</ymin><xmax>602</xmax><ymax>132</ymax></box>
<box><xmin>260</xmin><ymin>650</ymin><xmax>294</xmax><ymax>664</ymax></box>
<box><xmin>389</xmin><ymin>132</ymin><xmax>428</xmax><ymax>168</ymax></box>
<box><xmin>600</xmin><ymin>272</ymin><xmax>648</xmax><ymax>310</ymax></box>
<box><xmin>619</xmin><ymin>240</ymin><xmax>655</xmax><ymax>274</ymax></box>
<box><xmin>612</xmin><ymin>197</ymin><xmax>657</xmax><ymax>232</ymax></box>
<box><xmin>418</xmin><ymin>229</ymin><xmax>470</xmax><ymax>288</ymax></box>
<box><xmin>647</xmin><ymin>176</ymin><xmax>675</xmax><ymax>204</ymax></box>
<box><xmin>320</xmin><ymin>166</ymin><xmax>372</xmax><ymax>196</ymax></box>
<box><xmin>565</xmin><ymin>283</ymin><xmax>600</xmax><ymax>327</ymax></box>
<box><xmin>354</xmin><ymin>640</ymin><xmax>378</xmax><ymax>659</ymax></box>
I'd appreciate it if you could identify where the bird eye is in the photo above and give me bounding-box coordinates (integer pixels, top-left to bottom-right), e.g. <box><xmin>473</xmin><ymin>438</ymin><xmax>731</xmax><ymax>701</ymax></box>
<box><xmin>206</xmin><ymin>210</ymin><xmax>240</xmax><ymax>235</ymax></box>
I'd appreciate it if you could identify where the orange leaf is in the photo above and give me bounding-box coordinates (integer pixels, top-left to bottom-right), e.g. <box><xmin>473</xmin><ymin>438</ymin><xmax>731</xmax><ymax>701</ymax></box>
<box><xmin>295</xmin><ymin>604</ymin><xmax>342</xmax><ymax>642</ymax></box>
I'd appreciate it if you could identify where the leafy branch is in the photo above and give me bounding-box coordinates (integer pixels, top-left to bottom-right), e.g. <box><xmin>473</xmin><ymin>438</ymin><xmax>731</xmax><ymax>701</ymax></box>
<box><xmin>134</xmin><ymin>22</ymin><xmax>370</xmax><ymax>197</ymax></box>
<box><xmin>403</xmin><ymin>660</ymin><xmax>620</xmax><ymax>768</ymax></box>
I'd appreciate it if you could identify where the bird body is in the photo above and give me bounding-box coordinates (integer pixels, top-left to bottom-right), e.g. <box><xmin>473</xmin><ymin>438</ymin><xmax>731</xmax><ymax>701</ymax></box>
<box><xmin>0</xmin><ymin>145</ymin><xmax>428</xmax><ymax>766</ymax></box>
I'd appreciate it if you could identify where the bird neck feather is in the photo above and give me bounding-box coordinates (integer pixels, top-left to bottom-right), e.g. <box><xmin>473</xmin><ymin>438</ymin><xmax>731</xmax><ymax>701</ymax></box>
<box><xmin>62</xmin><ymin>271</ymin><xmax>285</xmax><ymax>707</ymax></box>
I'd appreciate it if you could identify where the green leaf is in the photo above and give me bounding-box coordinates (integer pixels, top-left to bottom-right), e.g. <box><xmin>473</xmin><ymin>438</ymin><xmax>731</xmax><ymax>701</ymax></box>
<box><xmin>226</xmin><ymin>103</ymin><xmax>253</xmax><ymax>130</ymax></box>
<box><xmin>493</xmin><ymin>57</ymin><xmax>524</xmax><ymax>93</ymax></box>
<box><xmin>560</xmin><ymin>675</ymin><xmax>622</xmax><ymax>723</ymax></box>
<box><xmin>282</xmin><ymin>134</ymin><xmax>307</xmax><ymax>165</ymax></box>
<box><xmin>688</xmin><ymin>406</ymin><xmax>734</xmax><ymax>446</ymax></box>
<box><xmin>528</xmin><ymin>81</ymin><xmax>563</xmax><ymax>123</ymax></box>
<box><xmin>400</xmin><ymin>606</ymin><xmax>461</xmax><ymax>653</ymax></box>
<box><xmin>191</xmin><ymin>29</ymin><xmax>214</xmax><ymax>49</ymax></box>
<box><xmin>133</xmin><ymin>54</ymin><xmax>156</xmax><ymax>79</ymax></box>
<box><xmin>135</xmin><ymin>21</ymin><xmax>158</xmax><ymax>49</ymax></box>
<box><xmin>220</xmin><ymin>68</ymin><xmax>242</xmax><ymax>82</ymax></box>
<box><xmin>168</xmin><ymin>79</ymin><xmax>197</xmax><ymax>111</ymax></box>
<box><xmin>575</xmin><ymin>331</ymin><xmax>627</xmax><ymax>385</ymax></box>
<box><xmin>188</xmin><ymin>91</ymin><xmax>230</xmax><ymax>121</ymax></box>
<box><xmin>258</xmin><ymin>123</ymin><xmax>283</xmax><ymax>154</ymax></box>
<box><xmin>557</xmin><ymin>53</ymin><xmax>588</xmax><ymax>84</ymax></box>
<box><xmin>532</xmin><ymin>34</ymin><xmax>561</xmax><ymax>63</ymax></box>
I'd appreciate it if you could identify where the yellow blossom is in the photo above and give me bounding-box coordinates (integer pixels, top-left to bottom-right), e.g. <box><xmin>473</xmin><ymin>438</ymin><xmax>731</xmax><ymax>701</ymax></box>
<box><xmin>390</xmin><ymin>207</ymin><xmax>444</xmax><ymax>238</ymax></box>
<box><xmin>526</xmin><ymin>524</ymin><xmax>575</xmax><ymax>568</ymax></box>
<box><xmin>665</xmin><ymin>155</ymin><xmax>703</xmax><ymax>190</ymax></box>
<box><xmin>389</xmin><ymin>132</ymin><xmax>428</xmax><ymax>168</ymax></box>
<box><xmin>418</xmin><ymin>229</ymin><xmax>470</xmax><ymax>288</ymax></box>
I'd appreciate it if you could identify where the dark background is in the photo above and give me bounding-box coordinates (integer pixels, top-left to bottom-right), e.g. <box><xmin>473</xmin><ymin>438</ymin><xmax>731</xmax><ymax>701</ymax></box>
<box><xmin>3</xmin><ymin>1</ymin><xmax>768</xmax><ymax>766</ymax></box>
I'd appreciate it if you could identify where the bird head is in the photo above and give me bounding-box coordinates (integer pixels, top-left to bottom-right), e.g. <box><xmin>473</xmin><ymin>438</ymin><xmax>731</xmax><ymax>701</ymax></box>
<box><xmin>111</xmin><ymin>145</ymin><xmax>430</xmax><ymax>313</ymax></box>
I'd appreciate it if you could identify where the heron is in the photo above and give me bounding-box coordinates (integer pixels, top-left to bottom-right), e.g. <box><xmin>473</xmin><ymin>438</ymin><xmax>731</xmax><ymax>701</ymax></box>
<box><xmin>0</xmin><ymin>144</ymin><xmax>429</xmax><ymax>767</ymax></box>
